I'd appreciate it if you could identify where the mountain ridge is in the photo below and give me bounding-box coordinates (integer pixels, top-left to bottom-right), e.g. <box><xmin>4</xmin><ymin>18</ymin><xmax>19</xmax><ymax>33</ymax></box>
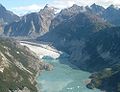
<box><xmin>3</xmin><ymin>5</ymin><xmax>55</xmax><ymax>38</ymax></box>
<box><xmin>2</xmin><ymin>3</ymin><xmax>120</xmax><ymax>38</ymax></box>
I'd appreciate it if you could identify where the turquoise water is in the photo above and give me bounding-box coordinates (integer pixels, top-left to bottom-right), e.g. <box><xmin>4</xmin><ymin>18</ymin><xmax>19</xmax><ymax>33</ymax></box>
<box><xmin>37</xmin><ymin>56</ymin><xmax>101</xmax><ymax>92</ymax></box>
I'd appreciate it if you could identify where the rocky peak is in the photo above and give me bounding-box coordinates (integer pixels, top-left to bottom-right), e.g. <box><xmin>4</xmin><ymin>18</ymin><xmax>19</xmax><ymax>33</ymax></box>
<box><xmin>106</xmin><ymin>4</ymin><xmax>117</xmax><ymax>11</ymax></box>
<box><xmin>108</xmin><ymin>4</ymin><xmax>115</xmax><ymax>8</ymax></box>
<box><xmin>59</xmin><ymin>4</ymin><xmax>87</xmax><ymax>17</ymax></box>
<box><xmin>71</xmin><ymin>4</ymin><xmax>80</xmax><ymax>8</ymax></box>
<box><xmin>0</xmin><ymin>4</ymin><xmax>6</xmax><ymax>11</ymax></box>
<box><xmin>39</xmin><ymin>4</ymin><xmax>55</xmax><ymax>16</ymax></box>
<box><xmin>90</xmin><ymin>3</ymin><xmax>97</xmax><ymax>7</ymax></box>
<box><xmin>90</xmin><ymin>3</ymin><xmax>105</xmax><ymax>13</ymax></box>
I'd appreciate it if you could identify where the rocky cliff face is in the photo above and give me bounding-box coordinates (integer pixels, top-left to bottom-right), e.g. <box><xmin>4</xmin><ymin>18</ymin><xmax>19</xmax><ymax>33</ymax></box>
<box><xmin>4</xmin><ymin>5</ymin><xmax>55</xmax><ymax>38</ymax></box>
<box><xmin>0</xmin><ymin>38</ymin><xmax>52</xmax><ymax>92</ymax></box>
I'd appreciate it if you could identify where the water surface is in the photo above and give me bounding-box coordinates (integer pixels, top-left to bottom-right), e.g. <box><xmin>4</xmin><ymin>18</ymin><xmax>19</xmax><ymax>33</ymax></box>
<box><xmin>37</xmin><ymin>56</ymin><xmax>101</xmax><ymax>92</ymax></box>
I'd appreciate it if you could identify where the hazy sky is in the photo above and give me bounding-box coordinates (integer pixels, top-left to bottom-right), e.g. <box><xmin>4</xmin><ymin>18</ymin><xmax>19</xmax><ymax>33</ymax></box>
<box><xmin>0</xmin><ymin>0</ymin><xmax>120</xmax><ymax>15</ymax></box>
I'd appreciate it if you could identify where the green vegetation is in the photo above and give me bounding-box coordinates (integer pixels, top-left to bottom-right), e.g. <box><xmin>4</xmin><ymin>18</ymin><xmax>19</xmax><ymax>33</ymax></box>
<box><xmin>0</xmin><ymin>38</ymin><xmax>40</xmax><ymax>92</ymax></box>
<box><xmin>87</xmin><ymin>65</ymin><xmax>120</xmax><ymax>92</ymax></box>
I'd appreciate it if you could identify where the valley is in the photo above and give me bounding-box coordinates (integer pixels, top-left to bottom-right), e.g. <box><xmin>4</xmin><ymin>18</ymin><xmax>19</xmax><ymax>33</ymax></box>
<box><xmin>0</xmin><ymin>2</ymin><xmax>120</xmax><ymax>92</ymax></box>
<box><xmin>20</xmin><ymin>41</ymin><xmax>101</xmax><ymax>92</ymax></box>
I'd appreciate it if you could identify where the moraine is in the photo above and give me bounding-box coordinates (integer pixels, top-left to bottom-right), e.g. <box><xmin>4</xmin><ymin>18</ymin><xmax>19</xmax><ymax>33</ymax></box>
<box><xmin>20</xmin><ymin>41</ymin><xmax>101</xmax><ymax>92</ymax></box>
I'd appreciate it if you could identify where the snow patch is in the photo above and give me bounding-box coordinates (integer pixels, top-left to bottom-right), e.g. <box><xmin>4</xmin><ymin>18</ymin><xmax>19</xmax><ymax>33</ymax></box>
<box><xmin>0</xmin><ymin>67</ymin><xmax>4</xmax><ymax>73</ymax></box>
<box><xmin>20</xmin><ymin>41</ymin><xmax>62</xmax><ymax>59</ymax></box>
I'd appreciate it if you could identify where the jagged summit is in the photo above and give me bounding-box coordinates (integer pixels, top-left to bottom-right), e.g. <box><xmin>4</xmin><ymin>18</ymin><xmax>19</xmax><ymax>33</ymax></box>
<box><xmin>39</xmin><ymin>4</ymin><xmax>55</xmax><ymax>15</ymax></box>
<box><xmin>44</xmin><ymin>4</ymin><xmax>49</xmax><ymax>8</ymax></box>
<box><xmin>90</xmin><ymin>3</ymin><xmax>105</xmax><ymax>13</ymax></box>
<box><xmin>72</xmin><ymin>4</ymin><xmax>79</xmax><ymax>7</ymax></box>
<box><xmin>106</xmin><ymin>4</ymin><xmax>118</xmax><ymax>10</ymax></box>
<box><xmin>108</xmin><ymin>4</ymin><xmax>115</xmax><ymax>8</ymax></box>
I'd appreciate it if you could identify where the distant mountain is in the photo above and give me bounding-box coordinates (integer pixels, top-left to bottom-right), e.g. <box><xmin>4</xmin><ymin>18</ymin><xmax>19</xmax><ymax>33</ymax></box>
<box><xmin>102</xmin><ymin>5</ymin><xmax>120</xmax><ymax>26</ymax></box>
<box><xmin>90</xmin><ymin>4</ymin><xmax>120</xmax><ymax>26</ymax></box>
<box><xmin>0</xmin><ymin>4</ymin><xmax>19</xmax><ymax>25</ymax></box>
<box><xmin>2</xmin><ymin>4</ymin><xmax>120</xmax><ymax>38</ymax></box>
<box><xmin>4</xmin><ymin>5</ymin><xmax>55</xmax><ymax>38</ymax></box>
<box><xmin>90</xmin><ymin>3</ymin><xmax>105</xmax><ymax>14</ymax></box>
<box><xmin>50</xmin><ymin>4</ymin><xmax>89</xmax><ymax>30</ymax></box>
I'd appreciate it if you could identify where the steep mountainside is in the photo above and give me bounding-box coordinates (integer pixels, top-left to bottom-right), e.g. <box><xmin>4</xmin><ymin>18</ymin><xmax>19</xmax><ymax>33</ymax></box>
<box><xmin>76</xmin><ymin>27</ymin><xmax>120</xmax><ymax>71</ymax></box>
<box><xmin>0</xmin><ymin>4</ymin><xmax>19</xmax><ymax>25</ymax></box>
<box><xmin>0</xmin><ymin>38</ymin><xmax>51</xmax><ymax>92</ymax></box>
<box><xmin>87</xmin><ymin>65</ymin><xmax>120</xmax><ymax>92</ymax></box>
<box><xmin>38</xmin><ymin>11</ymin><xmax>110</xmax><ymax>52</ymax></box>
<box><xmin>4</xmin><ymin>5</ymin><xmax>55</xmax><ymax>38</ymax></box>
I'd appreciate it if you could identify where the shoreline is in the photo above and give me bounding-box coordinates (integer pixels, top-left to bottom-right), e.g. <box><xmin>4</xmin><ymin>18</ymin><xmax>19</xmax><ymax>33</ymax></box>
<box><xmin>35</xmin><ymin>62</ymin><xmax>54</xmax><ymax>92</ymax></box>
<box><xmin>19</xmin><ymin>41</ymin><xmax>57</xmax><ymax>92</ymax></box>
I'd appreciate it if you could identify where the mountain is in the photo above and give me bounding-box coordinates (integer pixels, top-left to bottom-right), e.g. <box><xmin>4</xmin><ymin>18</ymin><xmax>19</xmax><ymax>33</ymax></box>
<box><xmin>0</xmin><ymin>4</ymin><xmax>19</xmax><ymax>25</ymax></box>
<box><xmin>4</xmin><ymin>5</ymin><xmax>55</xmax><ymax>38</ymax></box>
<box><xmin>37</xmin><ymin>10</ymin><xmax>110</xmax><ymax>72</ymax></box>
<box><xmin>37</xmin><ymin>5</ymin><xmax>120</xmax><ymax>92</ymax></box>
<box><xmin>80</xmin><ymin>27</ymin><xmax>120</xmax><ymax>71</ymax></box>
<box><xmin>50</xmin><ymin>4</ymin><xmax>89</xmax><ymax>30</ymax></box>
<box><xmin>0</xmin><ymin>38</ymin><xmax>52</xmax><ymax>92</ymax></box>
<box><xmin>102</xmin><ymin>5</ymin><xmax>120</xmax><ymax>26</ymax></box>
<box><xmin>90</xmin><ymin>4</ymin><xmax>120</xmax><ymax>26</ymax></box>
<box><xmin>1</xmin><ymin>3</ymin><xmax>120</xmax><ymax>92</ymax></box>
<box><xmin>3</xmin><ymin>4</ymin><xmax>120</xmax><ymax>38</ymax></box>
<box><xmin>38</xmin><ymin>10</ymin><xmax>110</xmax><ymax>50</ymax></box>
<box><xmin>38</xmin><ymin>15</ymin><xmax>120</xmax><ymax>92</ymax></box>
<box><xmin>83</xmin><ymin>26</ymin><xmax>120</xmax><ymax>92</ymax></box>
<box><xmin>90</xmin><ymin>3</ymin><xmax>105</xmax><ymax>14</ymax></box>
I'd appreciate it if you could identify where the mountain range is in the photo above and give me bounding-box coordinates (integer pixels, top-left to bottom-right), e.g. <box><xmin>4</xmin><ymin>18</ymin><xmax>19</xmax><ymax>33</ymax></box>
<box><xmin>1</xmin><ymin>3</ymin><xmax>120</xmax><ymax>38</ymax></box>
<box><xmin>1</xmin><ymin>3</ymin><xmax>120</xmax><ymax>92</ymax></box>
